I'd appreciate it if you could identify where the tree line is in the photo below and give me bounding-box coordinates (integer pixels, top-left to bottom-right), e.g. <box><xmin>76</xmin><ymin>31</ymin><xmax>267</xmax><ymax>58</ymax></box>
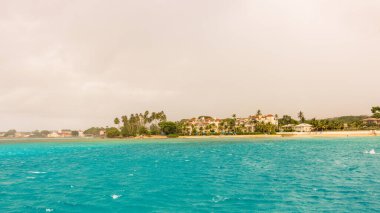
<box><xmin>86</xmin><ymin>106</ymin><xmax>380</xmax><ymax>138</ymax></box>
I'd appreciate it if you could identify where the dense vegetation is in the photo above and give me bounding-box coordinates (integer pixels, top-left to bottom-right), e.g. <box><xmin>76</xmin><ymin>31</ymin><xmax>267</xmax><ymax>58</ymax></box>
<box><xmin>372</xmin><ymin>106</ymin><xmax>380</xmax><ymax>118</ymax></box>
<box><xmin>3</xmin><ymin>106</ymin><xmax>379</xmax><ymax>138</ymax></box>
<box><xmin>83</xmin><ymin>127</ymin><xmax>105</xmax><ymax>136</ymax></box>
<box><xmin>102</xmin><ymin>106</ymin><xmax>380</xmax><ymax>137</ymax></box>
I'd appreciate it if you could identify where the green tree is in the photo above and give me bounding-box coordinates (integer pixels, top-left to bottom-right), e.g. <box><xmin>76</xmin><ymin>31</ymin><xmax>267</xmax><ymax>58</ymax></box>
<box><xmin>256</xmin><ymin>110</ymin><xmax>262</xmax><ymax>116</ymax></box>
<box><xmin>254</xmin><ymin>122</ymin><xmax>276</xmax><ymax>134</ymax></box>
<box><xmin>106</xmin><ymin>127</ymin><xmax>120</xmax><ymax>138</ymax></box>
<box><xmin>71</xmin><ymin>131</ymin><xmax>79</xmax><ymax>137</ymax></box>
<box><xmin>114</xmin><ymin>117</ymin><xmax>120</xmax><ymax>128</ymax></box>
<box><xmin>4</xmin><ymin>129</ymin><xmax>16</xmax><ymax>137</ymax></box>
<box><xmin>372</xmin><ymin>106</ymin><xmax>380</xmax><ymax>118</ymax></box>
<box><xmin>149</xmin><ymin>124</ymin><xmax>161</xmax><ymax>135</ymax></box>
<box><xmin>118</xmin><ymin>111</ymin><xmax>168</xmax><ymax>137</ymax></box>
<box><xmin>84</xmin><ymin>127</ymin><xmax>104</xmax><ymax>136</ymax></box>
<box><xmin>158</xmin><ymin>121</ymin><xmax>177</xmax><ymax>135</ymax></box>
<box><xmin>278</xmin><ymin>115</ymin><xmax>298</xmax><ymax>126</ymax></box>
<box><xmin>298</xmin><ymin>111</ymin><xmax>305</xmax><ymax>123</ymax></box>
<box><xmin>41</xmin><ymin>130</ymin><xmax>50</xmax><ymax>136</ymax></box>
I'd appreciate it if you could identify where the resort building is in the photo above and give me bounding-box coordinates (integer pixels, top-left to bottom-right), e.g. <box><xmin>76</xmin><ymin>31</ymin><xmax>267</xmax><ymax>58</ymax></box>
<box><xmin>363</xmin><ymin>118</ymin><xmax>380</xmax><ymax>126</ymax></box>
<box><xmin>183</xmin><ymin>114</ymin><xmax>278</xmax><ymax>135</ymax></box>
<box><xmin>281</xmin><ymin>124</ymin><xmax>296</xmax><ymax>132</ymax></box>
<box><xmin>249</xmin><ymin>114</ymin><xmax>278</xmax><ymax>126</ymax></box>
<box><xmin>48</xmin><ymin>132</ymin><xmax>60</xmax><ymax>138</ymax></box>
<box><xmin>294</xmin><ymin>123</ymin><xmax>313</xmax><ymax>132</ymax></box>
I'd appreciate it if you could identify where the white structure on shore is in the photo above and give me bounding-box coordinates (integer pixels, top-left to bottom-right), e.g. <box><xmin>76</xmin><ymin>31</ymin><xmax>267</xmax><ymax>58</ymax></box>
<box><xmin>183</xmin><ymin>114</ymin><xmax>278</xmax><ymax>135</ymax></box>
<box><xmin>363</xmin><ymin>118</ymin><xmax>380</xmax><ymax>125</ymax></box>
<box><xmin>294</xmin><ymin>123</ymin><xmax>313</xmax><ymax>132</ymax></box>
<box><xmin>47</xmin><ymin>132</ymin><xmax>60</xmax><ymax>138</ymax></box>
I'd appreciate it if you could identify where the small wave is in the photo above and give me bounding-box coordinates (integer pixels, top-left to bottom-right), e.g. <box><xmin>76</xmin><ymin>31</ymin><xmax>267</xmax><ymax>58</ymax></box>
<box><xmin>28</xmin><ymin>171</ymin><xmax>47</xmax><ymax>174</ymax></box>
<box><xmin>364</xmin><ymin>149</ymin><xmax>376</xmax><ymax>155</ymax></box>
<box><xmin>111</xmin><ymin>194</ymin><xmax>121</xmax><ymax>199</ymax></box>
<box><xmin>46</xmin><ymin>208</ymin><xmax>54</xmax><ymax>212</ymax></box>
<box><xmin>26</xmin><ymin>177</ymin><xmax>35</xmax><ymax>179</ymax></box>
<box><xmin>212</xmin><ymin>195</ymin><xmax>228</xmax><ymax>203</ymax></box>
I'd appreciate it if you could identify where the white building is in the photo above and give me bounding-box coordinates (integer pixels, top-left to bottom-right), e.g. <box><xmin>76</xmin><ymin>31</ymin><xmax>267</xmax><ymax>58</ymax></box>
<box><xmin>78</xmin><ymin>131</ymin><xmax>85</xmax><ymax>137</ymax></box>
<box><xmin>294</xmin><ymin>123</ymin><xmax>313</xmax><ymax>132</ymax></box>
<box><xmin>249</xmin><ymin>114</ymin><xmax>278</xmax><ymax>126</ymax></box>
<box><xmin>48</xmin><ymin>132</ymin><xmax>60</xmax><ymax>138</ymax></box>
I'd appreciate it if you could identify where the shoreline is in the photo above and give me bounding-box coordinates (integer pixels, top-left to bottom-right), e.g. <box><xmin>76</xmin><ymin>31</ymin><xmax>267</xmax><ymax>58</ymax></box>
<box><xmin>0</xmin><ymin>131</ymin><xmax>379</xmax><ymax>143</ymax></box>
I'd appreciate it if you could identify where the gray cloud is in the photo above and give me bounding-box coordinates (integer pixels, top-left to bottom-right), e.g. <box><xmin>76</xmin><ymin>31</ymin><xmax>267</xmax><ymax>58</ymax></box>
<box><xmin>1</xmin><ymin>0</ymin><xmax>380</xmax><ymax>131</ymax></box>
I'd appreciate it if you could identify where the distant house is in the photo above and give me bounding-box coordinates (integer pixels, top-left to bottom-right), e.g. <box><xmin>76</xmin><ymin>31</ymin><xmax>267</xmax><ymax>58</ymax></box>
<box><xmin>48</xmin><ymin>132</ymin><xmax>60</xmax><ymax>138</ymax></box>
<box><xmin>249</xmin><ymin>114</ymin><xmax>278</xmax><ymax>126</ymax></box>
<box><xmin>58</xmin><ymin>130</ymin><xmax>72</xmax><ymax>137</ymax></box>
<box><xmin>281</xmin><ymin>124</ymin><xmax>295</xmax><ymax>132</ymax></box>
<box><xmin>363</xmin><ymin>118</ymin><xmax>380</xmax><ymax>126</ymax></box>
<box><xmin>183</xmin><ymin>114</ymin><xmax>278</xmax><ymax>135</ymax></box>
<box><xmin>294</xmin><ymin>123</ymin><xmax>313</xmax><ymax>132</ymax></box>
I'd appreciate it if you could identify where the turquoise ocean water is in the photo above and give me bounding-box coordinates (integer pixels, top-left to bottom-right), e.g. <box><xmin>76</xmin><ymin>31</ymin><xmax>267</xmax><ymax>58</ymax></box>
<box><xmin>1</xmin><ymin>137</ymin><xmax>380</xmax><ymax>212</ymax></box>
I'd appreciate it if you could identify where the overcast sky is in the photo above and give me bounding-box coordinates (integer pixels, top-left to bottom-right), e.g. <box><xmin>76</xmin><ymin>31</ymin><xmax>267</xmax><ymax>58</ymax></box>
<box><xmin>1</xmin><ymin>0</ymin><xmax>379</xmax><ymax>131</ymax></box>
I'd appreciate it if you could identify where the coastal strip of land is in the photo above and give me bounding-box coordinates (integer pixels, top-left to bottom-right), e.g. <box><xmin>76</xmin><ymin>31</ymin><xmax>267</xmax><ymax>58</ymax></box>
<box><xmin>122</xmin><ymin>130</ymin><xmax>380</xmax><ymax>139</ymax></box>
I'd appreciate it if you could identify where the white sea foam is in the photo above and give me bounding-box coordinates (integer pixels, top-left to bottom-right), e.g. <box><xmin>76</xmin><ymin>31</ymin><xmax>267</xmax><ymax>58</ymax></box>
<box><xmin>26</xmin><ymin>176</ymin><xmax>35</xmax><ymax>179</ymax></box>
<box><xmin>111</xmin><ymin>194</ymin><xmax>121</xmax><ymax>199</ymax></box>
<box><xmin>364</xmin><ymin>149</ymin><xmax>376</xmax><ymax>155</ymax></box>
<box><xmin>46</xmin><ymin>208</ymin><xmax>54</xmax><ymax>212</ymax></box>
<box><xmin>28</xmin><ymin>171</ymin><xmax>46</xmax><ymax>174</ymax></box>
<box><xmin>212</xmin><ymin>195</ymin><xmax>228</xmax><ymax>203</ymax></box>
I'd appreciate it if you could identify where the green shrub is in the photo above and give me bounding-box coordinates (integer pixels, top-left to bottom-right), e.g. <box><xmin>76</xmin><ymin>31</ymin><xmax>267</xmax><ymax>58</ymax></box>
<box><xmin>106</xmin><ymin>127</ymin><xmax>120</xmax><ymax>138</ymax></box>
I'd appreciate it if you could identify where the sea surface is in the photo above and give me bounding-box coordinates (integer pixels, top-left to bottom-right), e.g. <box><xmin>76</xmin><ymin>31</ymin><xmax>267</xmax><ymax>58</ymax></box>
<box><xmin>0</xmin><ymin>137</ymin><xmax>380</xmax><ymax>212</ymax></box>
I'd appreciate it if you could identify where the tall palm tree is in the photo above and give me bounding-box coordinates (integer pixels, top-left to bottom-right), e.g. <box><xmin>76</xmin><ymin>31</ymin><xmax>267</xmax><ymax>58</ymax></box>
<box><xmin>298</xmin><ymin>111</ymin><xmax>305</xmax><ymax>123</ymax></box>
<box><xmin>114</xmin><ymin>118</ymin><xmax>120</xmax><ymax>128</ymax></box>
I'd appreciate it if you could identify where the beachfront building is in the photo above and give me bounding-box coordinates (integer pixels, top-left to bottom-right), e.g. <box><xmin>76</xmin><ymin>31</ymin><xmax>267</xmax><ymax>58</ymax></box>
<box><xmin>183</xmin><ymin>114</ymin><xmax>278</xmax><ymax>135</ymax></box>
<box><xmin>249</xmin><ymin>114</ymin><xmax>278</xmax><ymax>126</ymax></box>
<box><xmin>363</xmin><ymin>118</ymin><xmax>380</xmax><ymax>126</ymax></box>
<box><xmin>78</xmin><ymin>131</ymin><xmax>85</xmax><ymax>137</ymax></box>
<box><xmin>58</xmin><ymin>130</ymin><xmax>72</xmax><ymax>137</ymax></box>
<box><xmin>281</xmin><ymin>124</ymin><xmax>296</xmax><ymax>132</ymax></box>
<box><xmin>183</xmin><ymin>116</ymin><xmax>221</xmax><ymax>135</ymax></box>
<box><xmin>294</xmin><ymin>123</ymin><xmax>313</xmax><ymax>132</ymax></box>
<box><xmin>48</xmin><ymin>132</ymin><xmax>60</xmax><ymax>138</ymax></box>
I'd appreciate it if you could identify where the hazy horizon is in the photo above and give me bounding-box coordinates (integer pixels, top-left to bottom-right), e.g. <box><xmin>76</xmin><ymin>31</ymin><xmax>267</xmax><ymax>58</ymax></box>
<box><xmin>1</xmin><ymin>0</ymin><xmax>379</xmax><ymax>131</ymax></box>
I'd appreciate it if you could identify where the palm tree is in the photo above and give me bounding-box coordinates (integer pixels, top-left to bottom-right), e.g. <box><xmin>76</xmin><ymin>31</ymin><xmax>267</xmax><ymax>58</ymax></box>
<box><xmin>218</xmin><ymin>122</ymin><xmax>224</xmax><ymax>134</ymax></box>
<box><xmin>256</xmin><ymin>110</ymin><xmax>262</xmax><ymax>116</ymax></box>
<box><xmin>114</xmin><ymin>118</ymin><xmax>120</xmax><ymax>128</ymax></box>
<box><xmin>372</xmin><ymin>106</ymin><xmax>380</xmax><ymax>118</ymax></box>
<box><xmin>298</xmin><ymin>111</ymin><xmax>305</xmax><ymax>123</ymax></box>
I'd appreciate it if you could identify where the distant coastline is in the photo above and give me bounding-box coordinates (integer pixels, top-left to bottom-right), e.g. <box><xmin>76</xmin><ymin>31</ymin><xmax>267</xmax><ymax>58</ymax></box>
<box><xmin>1</xmin><ymin>107</ymin><xmax>379</xmax><ymax>140</ymax></box>
<box><xmin>1</xmin><ymin>130</ymin><xmax>379</xmax><ymax>144</ymax></box>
